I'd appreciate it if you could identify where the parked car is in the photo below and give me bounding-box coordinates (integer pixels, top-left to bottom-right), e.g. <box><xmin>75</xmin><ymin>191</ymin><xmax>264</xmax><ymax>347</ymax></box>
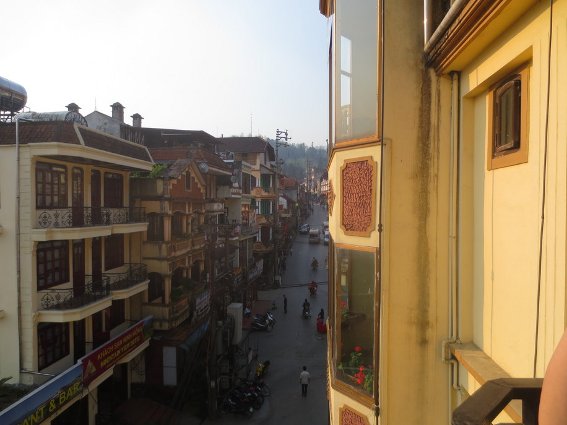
<box><xmin>323</xmin><ymin>231</ymin><xmax>330</xmax><ymax>245</ymax></box>
<box><xmin>309</xmin><ymin>228</ymin><xmax>321</xmax><ymax>244</ymax></box>
<box><xmin>299</xmin><ymin>224</ymin><xmax>311</xmax><ymax>234</ymax></box>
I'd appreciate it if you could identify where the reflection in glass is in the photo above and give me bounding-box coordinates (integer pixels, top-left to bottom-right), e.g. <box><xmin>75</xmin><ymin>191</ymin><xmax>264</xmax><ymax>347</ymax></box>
<box><xmin>335</xmin><ymin>0</ymin><xmax>378</xmax><ymax>142</ymax></box>
<box><xmin>334</xmin><ymin>247</ymin><xmax>375</xmax><ymax>396</ymax></box>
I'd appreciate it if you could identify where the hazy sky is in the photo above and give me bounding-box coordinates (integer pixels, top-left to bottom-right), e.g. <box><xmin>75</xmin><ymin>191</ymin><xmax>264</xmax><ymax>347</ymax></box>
<box><xmin>2</xmin><ymin>0</ymin><xmax>331</xmax><ymax>146</ymax></box>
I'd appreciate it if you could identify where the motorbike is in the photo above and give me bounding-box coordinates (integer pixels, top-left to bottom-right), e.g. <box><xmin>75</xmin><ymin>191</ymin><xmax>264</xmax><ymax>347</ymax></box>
<box><xmin>251</xmin><ymin>316</ymin><xmax>272</xmax><ymax>331</ymax></box>
<box><xmin>219</xmin><ymin>393</ymin><xmax>255</xmax><ymax>417</ymax></box>
<box><xmin>254</xmin><ymin>311</ymin><xmax>276</xmax><ymax>327</ymax></box>
<box><xmin>255</xmin><ymin>360</ymin><xmax>270</xmax><ymax>379</ymax></box>
<box><xmin>302</xmin><ymin>305</ymin><xmax>311</xmax><ymax>319</ymax></box>
<box><xmin>309</xmin><ymin>283</ymin><xmax>317</xmax><ymax>297</ymax></box>
<box><xmin>311</xmin><ymin>259</ymin><xmax>319</xmax><ymax>271</ymax></box>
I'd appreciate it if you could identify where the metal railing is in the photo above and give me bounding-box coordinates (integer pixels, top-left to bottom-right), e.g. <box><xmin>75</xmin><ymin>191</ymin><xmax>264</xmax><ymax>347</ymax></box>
<box><xmin>35</xmin><ymin>206</ymin><xmax>146</xmax><ymax>228</ymax></box>
<box><xmin>452</xmin><ymin>378</ymin><xmax>543</xmax><ymax>425</ymax></box>
<box><xmin>39</xmin><ymin>276</ymin><xmax>110</xmax><ymax>310</ymax></box>
<box><xmin>105</xmin><ymin>263</ymin><xmax>148</xmax><ymax>291</ymax></box>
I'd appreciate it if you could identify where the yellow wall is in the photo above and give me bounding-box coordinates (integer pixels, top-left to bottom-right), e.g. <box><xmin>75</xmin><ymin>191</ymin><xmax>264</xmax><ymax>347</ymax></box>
<box><xmin>457</xmin><ymin>0</ymin><xmax>567</xmax><ymax>381</ymax></box>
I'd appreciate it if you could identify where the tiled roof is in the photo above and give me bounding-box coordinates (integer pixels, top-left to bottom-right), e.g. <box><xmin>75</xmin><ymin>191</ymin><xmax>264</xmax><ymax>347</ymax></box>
<box><xmin>218</xmin><ymin>136</ymin><xmax>275</xmax><ymax>161</ymax></box>
<box><xmin>138</xmin><ymin>127</ymin><xmax>218</xmax><ymax>148</ymax></box>
<box><xmin>188</xmin><ymin>148</ymin><xmax>231</xmax><ymax>174</ymax></box>
<box><xmin>0</xmin><ymin>121</ymin><xmax>152</xmax><ymax>163</ymax></box>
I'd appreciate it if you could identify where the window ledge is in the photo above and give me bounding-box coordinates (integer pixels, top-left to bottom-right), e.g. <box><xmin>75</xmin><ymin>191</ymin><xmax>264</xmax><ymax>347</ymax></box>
<box><xmin>451</xmin><ymin>342</ymin><xmax>522</xmax><ymax>422</ymax></box>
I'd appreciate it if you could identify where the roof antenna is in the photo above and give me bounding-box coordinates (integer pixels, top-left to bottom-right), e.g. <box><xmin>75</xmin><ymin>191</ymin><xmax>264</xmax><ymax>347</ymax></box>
<box><xmin>94</xmin><ymin>97</ymin><xmax>97</xmax><ymax>111</ymax></box>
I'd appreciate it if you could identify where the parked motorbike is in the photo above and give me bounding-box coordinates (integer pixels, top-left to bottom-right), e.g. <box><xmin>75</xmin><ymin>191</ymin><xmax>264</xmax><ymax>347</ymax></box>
<box><xmin>255</xmin><ymin>360</ymin><xmax>270</xmax><ymax>379</ymax></box>
<box><xmin>251</xmin><ymin>316</ymin><xmax>272</xmax><ymax>331</ymax></box>
<box><xmin>219</xmin><ymin>393</ymin><xmax>255</xmax><ymax>417</ymax></box>
<box><xmin>254</xmin><ymin>311</ymin><xmax>276</xmax><ymax>327</ymax></box>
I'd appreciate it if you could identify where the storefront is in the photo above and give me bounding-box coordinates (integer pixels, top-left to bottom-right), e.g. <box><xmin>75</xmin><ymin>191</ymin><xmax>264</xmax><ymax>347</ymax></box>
<box><xmin>0</xmin><ymin>317</ymin><xmax>153</xmax><ymax>425</ymax></box>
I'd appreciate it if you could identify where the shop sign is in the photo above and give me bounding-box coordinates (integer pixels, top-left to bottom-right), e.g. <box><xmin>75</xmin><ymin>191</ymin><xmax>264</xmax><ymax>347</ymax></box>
<box><xmin>82</xmin><ymin>317</ymin><xmax>152</xmax><ymax>386</ymax></box>
<box><xmin>0</xmin><ymin>364</ymin><xmax>82</xmax><ymax>425</ymax></box>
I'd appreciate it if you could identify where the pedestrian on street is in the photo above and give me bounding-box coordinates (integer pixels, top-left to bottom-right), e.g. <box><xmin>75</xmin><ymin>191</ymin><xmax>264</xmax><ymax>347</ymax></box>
<box><xmin>299</xmin><ymin>366</ymin><xmax>311</xmax><ymax>397</ymax></box>
<box><xmin>283</xmin><ymin>294</ymin><xmax>288</xmax><ymax>313</ymax></box>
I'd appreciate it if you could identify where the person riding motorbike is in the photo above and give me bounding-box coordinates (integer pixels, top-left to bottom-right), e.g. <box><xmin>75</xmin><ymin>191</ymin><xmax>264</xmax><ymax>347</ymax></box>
<box><xmin>302</xmin><ymin>298</ymin><xmax>311</xmax><ymax>318</ymax></box>
<box><xmin>311</xmin><ymin>257</ymin><xmax>318</xmax><ymax>271</ymax></box>
<box><xmin>308</xmin><ymin>280</ymin><xmax>318</xmax><ymax>296</ymax></box>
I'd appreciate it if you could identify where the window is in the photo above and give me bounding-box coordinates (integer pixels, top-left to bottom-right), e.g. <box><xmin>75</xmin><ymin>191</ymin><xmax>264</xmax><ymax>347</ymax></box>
<box><xmin>104</xmin><ymin>172</ymin><xmax>123</xmax><ymax>207</ymax></box>
<box><xmin>38</xmin><ymin>323</ymin><xmax>69</xmax><ymax>370</ymax></box>
<box><xmin>335</xmin><ymin>0</ymin><xmax>378</xmax><ymax>143</ymax></box>
<box><xmin>333</xmin><ymin>246</ymin><xmax>376</xmax><ymax>399</ymax></box>
<box><xmin>172</xmin><ymin>212</ymin><xmax>184</xmax><ymax>238</ymax></box>
<box><xmin>260</xmin><ymin>174</ymin><xmax>271</xmax><ymax>191</ymax></box>
<box><xmin>185</xmin><ymin>172</ymin><xmax>192</xmax><ymax>191</ymax></box>
<box><xmin>104</xmin><ymin>234</ymin><xmax>124</xmax><ymax>270</ymax></box>
<box><xmin>37</xmin><ymin>241</ymin><xmax>69</xmax><ymax>290</ymax></box>
<box><xmin>260</xmin><ymin>199</ymin><xmax>272</xmax><ymax>215</ymax></box>
<box><xmin>108</xmin><ymin>300</ymin><xmax>125</xmax><ymax>329</ymax></box>
<box><xmin>147</xmin><ymin>213</ymin><xmax>164</xmax><ymax>241</ymax></box>
<box><xmin>36</xmin><ymin>162</ymin><xmax>67</xmax><ymax>208</ymax></box>
<box><xmin>488</xmin><ymin>66</ymin><xmax>529</xmax><ymax>170</ymax></box>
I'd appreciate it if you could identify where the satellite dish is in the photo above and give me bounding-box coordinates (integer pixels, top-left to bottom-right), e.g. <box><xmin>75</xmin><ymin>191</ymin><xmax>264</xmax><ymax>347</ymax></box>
<box><xmin>198</xmin><ymin>163</ymin><xmax>209</xmax><ymax>173</ymax></box>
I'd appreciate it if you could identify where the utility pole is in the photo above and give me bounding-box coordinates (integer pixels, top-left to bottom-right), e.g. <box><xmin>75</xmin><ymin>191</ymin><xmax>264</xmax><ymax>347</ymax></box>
<box><xmin>273</xmin><ymin>129</ymin><xmax>290</xmax><ymax>285</ymax></box>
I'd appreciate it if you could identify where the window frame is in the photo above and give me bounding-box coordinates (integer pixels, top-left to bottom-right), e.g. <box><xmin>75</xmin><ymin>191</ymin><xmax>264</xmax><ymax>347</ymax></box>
<box><xmin>103</xmin><ymin>172</ymin><xmax>124</xmax><ymax>208</ymax></box>
<box><xmin>487</xmin><ymin>66</ymin><xmax>529</xmax><ymax>170</ymax></box>
<box><xmin>36</xmin><ymin>162</ymin><xmax>68</xmax><ymax>209</ymax></box>
<box><xmin>147</xmin><ymin>213</ymin><xmax>165</xmax><ymax>242</ymax></box>
<box><xmin>185</xmin><ymin>172</ymin><xmax>192</xmax><ymax>191</ymax></box>
<box><xmin>38</xmin><ymin>322</ymin><xmax>70</xmax><ymax>370</ymax></box>
<box><xmin>334</xmin><ymin>0</ymin><xmax>381</xmax><ymax>147</ymax></box>
<box><xmin>37</xmin><ymin>240</ymin><xmax>70</xmax><ymax>290</ymax></box>
<box><xmin>104</xmin><ymin>234</ymin><xmax>124</xmax><ymax>271</ymax></box>
<box><xmin>330</xmin><ymin>242</ymin><xmax>379</xmax><ymax>407</ymax></box>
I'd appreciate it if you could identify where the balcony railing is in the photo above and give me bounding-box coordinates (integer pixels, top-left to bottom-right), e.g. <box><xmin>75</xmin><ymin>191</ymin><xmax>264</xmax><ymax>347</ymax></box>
<box><xmin>35</xmin><ymin>207</ymin><xmax>146</xmax><ymax>229</ymax></box>
<box><xmin>251</xmin><ymin>187</ymin><xmax>275</xmax><ymax>197</ymax></box>
<box><xmin>105</xmin><ymin>263</ymin><xmax>148</xmax><ymax>291</ymax></box>
<box><xmin>39</xmin><ymin>276</ymin><xmax>111</xmax><ymax>310</ymax></box>
<box><xmin>452</xmin><ymin>378</ymin><xmax>543</xmax><ymax>425</ymax></box>
<box><xmin>142</xmin><ymin>295</ymin><xmax>190</xmax><ymax>331</ymax></box>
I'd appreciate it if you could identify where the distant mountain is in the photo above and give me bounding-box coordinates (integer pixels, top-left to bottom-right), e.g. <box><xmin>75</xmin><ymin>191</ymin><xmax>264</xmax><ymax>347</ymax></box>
<box><xmin>267</xmin><ymin>139</ymin><xmax>327</xmax><ymax>183</ymax></box>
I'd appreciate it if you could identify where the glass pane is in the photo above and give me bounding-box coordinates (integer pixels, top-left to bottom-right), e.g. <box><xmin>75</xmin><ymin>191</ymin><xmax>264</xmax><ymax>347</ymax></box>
<box><xmin>335</xmin><ymin>0</ymin><xmax>378</xmax><ymax>142</ymax></box>
<box><xmin>334</xmin><ymin>247</ymin><xmax>376</xmax><ymax>396</ymax></box>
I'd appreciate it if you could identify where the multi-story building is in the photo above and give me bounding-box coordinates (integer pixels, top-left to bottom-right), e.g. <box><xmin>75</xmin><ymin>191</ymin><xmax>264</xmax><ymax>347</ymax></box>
<box><xmin>319</xmin><ymin>0</ymin><xmax>566</xmax><ymax>424</ymax></box>
<box><xmin>218</xmin><ymin>137</ymin><xmax>277</xmax><ymax>281</ymax></box>
<box><xmin>0</xmin><ymin>108</ymin><xmax>154</xmax><ymax>424</ymax></box>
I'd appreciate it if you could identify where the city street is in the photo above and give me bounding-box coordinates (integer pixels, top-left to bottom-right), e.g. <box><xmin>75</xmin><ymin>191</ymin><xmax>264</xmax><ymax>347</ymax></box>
<box><xmin>204</xmin><ymin>204</ymin><xmax>329</xmax><ymax>424</ymax></box>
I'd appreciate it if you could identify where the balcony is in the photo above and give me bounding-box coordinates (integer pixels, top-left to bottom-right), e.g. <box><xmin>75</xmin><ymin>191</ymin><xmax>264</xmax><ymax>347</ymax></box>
<box><xmin>217</xmin><ymin>185</ymin><xmax>243</xmax><ymax>198</ymax></box>
<box><xmin>33</xmin><ymin>207</ymin><xmax>147</xmax><ymax>241</ymax></box>
<box><xmin>205</xmin><ymin>202</ymin><xmax>224</xmax><ymax>212</ymax></box>
<box><xmin>106</xmin><ymin>263</ymin><xmax>149</xmax><ymax>299</ymax></box>
<box><xmin>142</xmin><ymin>238</ymin><xmax>193</xmax><ymax>260</ymax></box>
<box><xmin>130</xmin><ymin>178</ymin><xmax>169</xmax><ymax>198</ymax></box>
<box><xmin>142</xmin><ymin>295</ymin><xmax>190</xmax><ymax>331</ymax></box>
<box><xmin>452</xmin><ymin>378</ymin><xmax>542</xmax><ymax>425</ymax></box>
<box><xmin>251</xmin><ymin>187</ymin><xmax>275</xmax><ymax>198</ymax></box>
<box><xmin>37</xmin><ymin>276</ymin><xmax>112</xmax><ymax>322</ymax></box>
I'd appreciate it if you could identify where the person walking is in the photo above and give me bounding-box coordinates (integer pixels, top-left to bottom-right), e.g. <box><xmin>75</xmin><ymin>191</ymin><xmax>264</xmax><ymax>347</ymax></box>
<box><xmin>283</xmin><ymin>294</ymin><xmax>288</xmax><ymax>314</ymax></box>
<box><xmin>299</xmin><ymin>366</ymin><xmax>311</xmax><ymax>397</ymax></box>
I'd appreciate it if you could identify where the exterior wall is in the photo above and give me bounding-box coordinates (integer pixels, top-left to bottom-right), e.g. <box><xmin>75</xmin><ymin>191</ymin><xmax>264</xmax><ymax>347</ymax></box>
<box><xmin>85</xmin><ymin>111</ymin><xmax>122</xmax><ymax>137</ymax></box>
<box><xmin>0</xmin><ymin>145</ymin><xmax>21</xmax><ymax>382</ymax></box>
<box><xmin>326</xmin><ymin>0</ymin><xmax>451</xmax><ymax>424</ymax></box>
<box><xmin>455</xmin><ymin>0</ymin><xmax>567</xmax><ymax>383</ymax></box>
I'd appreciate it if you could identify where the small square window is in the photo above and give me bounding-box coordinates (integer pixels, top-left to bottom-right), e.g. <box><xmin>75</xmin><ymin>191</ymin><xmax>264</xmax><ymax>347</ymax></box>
<box><xmin>487</xmin><ymin>66</ymin><xmax>529</xmax><ymax>170</ymax></box>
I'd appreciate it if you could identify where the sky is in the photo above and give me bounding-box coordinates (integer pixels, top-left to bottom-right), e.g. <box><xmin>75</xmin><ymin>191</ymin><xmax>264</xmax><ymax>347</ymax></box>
<box><xmin>2</xmin><ymin>0</ymin><xmax>331</xmax><ymax>146</ymax></box>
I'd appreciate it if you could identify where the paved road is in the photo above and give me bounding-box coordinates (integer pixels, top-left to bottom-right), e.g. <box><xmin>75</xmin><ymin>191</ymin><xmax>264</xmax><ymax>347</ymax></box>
<box><xmin>204</xmin><ymin>205</ymin><xmax>329</xmax><ymax>424</ymax></box>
